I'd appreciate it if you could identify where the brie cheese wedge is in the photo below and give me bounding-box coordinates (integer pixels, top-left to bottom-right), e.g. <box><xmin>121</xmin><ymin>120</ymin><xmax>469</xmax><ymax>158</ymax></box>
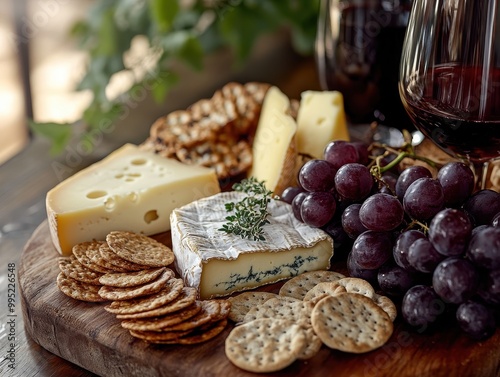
<box><xmin>170</xmin><ymin>192</ymin><xmax>334</xmax><ymax>299</ymax></box>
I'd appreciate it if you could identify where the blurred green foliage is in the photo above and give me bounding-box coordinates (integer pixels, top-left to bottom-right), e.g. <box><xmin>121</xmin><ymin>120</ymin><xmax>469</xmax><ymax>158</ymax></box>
<box><xmin>31</xmin><ymin>0</ymin><xmax>320</xmax><ymax>154</ymax></box>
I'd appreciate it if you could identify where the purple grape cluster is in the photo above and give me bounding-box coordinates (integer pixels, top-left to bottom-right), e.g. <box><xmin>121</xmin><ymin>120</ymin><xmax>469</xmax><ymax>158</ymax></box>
<box><xmin>281</xmin><ymin>142</ymin><xmax>500</xmax><ymax>341</ymax></box>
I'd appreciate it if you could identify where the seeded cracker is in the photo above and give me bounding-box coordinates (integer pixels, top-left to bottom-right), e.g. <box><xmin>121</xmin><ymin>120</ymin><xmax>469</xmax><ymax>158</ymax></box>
<box><xmin>106</xmin><ymin>231</ymin><xmax>174</xmax><ymax>267</ymax></box>
<box><xmin>98</xmin><ymin>269</ymin><xmax>172</xmax><ymax>301</ymax></box>
<box><xmin>107</xmin><ymin>283</ymin><xmax>191</xmax><ymax>317</ymax></box>
<box><xmin>99</xmin><ymin>267</ymin><xmax>170</xmax><ymax>288</ymax></box>
<box><xmin>311</xmin><ymin>293</ymin><xmax>394</xmax><ymax>353</ymax></box>
<box><xmin>165</xmin><ymin>300</ymin><xmax>221</xmax><ymax>332</ymax></box>
<box><xmin>225</xmin><ymin>318</ymin><xmax>306</xmax><ymax>373</ymax></box>
<box><xmin>99</xmin><ymin>242</ymin><xmax>144</xmax><ymax>271</ymax></box>
<box><xmin>58</xmin><ymin>256</ymin><xmax>103</xmax><ymax>285</ymax></box>
<box><xmin>227</xmin><ymin>291</ymin><xmax>278</xmax><ymax>322</ymax></box>
<box><xmin>85</xmin><ymin>242</ymin><xmax>128</xmax><ymax>272</ymax></box>
<box><xmin>121</xmin><ymin>301</ymin><xmax>202</xmax><ymax>331</ymax></box>
<box><xmin>56</xmin><ymin>272</ymin><xmax>106</xmax><ymax>302</ymax></box>
<box><xmin>279</xmin><ymin>270</ymin><xmax>346</xmax><ymax>300</ymax></box>
<box><xmin>72</xmin><ymin>241</ymin><xmax>115</xmax><ymax>274</ymax></box>
<box><xmin>162</xmin><ymin>319</ymin><xmax>229</xmax><ymax>345</ymax></box>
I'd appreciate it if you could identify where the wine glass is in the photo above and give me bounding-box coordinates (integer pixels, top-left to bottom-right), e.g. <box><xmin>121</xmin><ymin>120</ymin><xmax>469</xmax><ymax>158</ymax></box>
<box><xmin>399</xmin><ymin>0</ymin><xmax>500</xmax><ymax>188</ymax></box>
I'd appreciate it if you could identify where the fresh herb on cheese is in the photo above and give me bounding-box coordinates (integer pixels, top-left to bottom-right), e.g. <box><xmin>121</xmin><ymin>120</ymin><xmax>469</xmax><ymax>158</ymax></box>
<box><xmin>219</xmin><ymin>177</ymin><xmax>273</xmax><ymax>241</ymax></box>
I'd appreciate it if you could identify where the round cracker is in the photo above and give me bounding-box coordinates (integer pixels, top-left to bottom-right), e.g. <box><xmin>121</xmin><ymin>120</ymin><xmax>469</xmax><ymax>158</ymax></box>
<box><xmin>106</xmin><ymin>231</ymin><xmax>174</xmax><ymax>267</ymax></box>
<box><xmin>121</xmin><ymin>301</ymin><xmax>202</xmax><ymax>331</ymax></box>
<box><xmin>335</xmin><ymin>277</ymin><xmax>376</xmax><ymax>299</ymax></box>
<box><xmin>225</xmin><ymin>318</ymin><xmax>306</xmax><ymax>373</ymax></box>
<box><xmin>311</xmin><ymin>293</ymin><xmax>393</xmax><ymax>353</ymax></box>
<box><xmin>279</xmin><ymin>270</ymin><xmax>346</xmax><ymax>300</ymax></box>
<box><xmin>56</xmin><ymin>272</ymin><xmax>106</xmax><ymax>302</ymax></box>
<box><xmin>99</xmin><ymin>242</ymin><xmax>145</xmax><ymax>271</ymax></box>
<box><xmin>72</xmin><ymin>241</ymin><xmax>115</xmax><ymax>273</ymax></box>
<box><xmin>114</xmin><ymin>286</ymin><xmax>197</xmax><ymax>319</ymax></box>
<box><xmin>296</xmin><ymin>326</ymin><xmax>323</xmax><ymax>360</ymax></box>
<box><xmin>99</xmin><ymin>267</ymin><xmax>170</xmax><ymax>288</ymax></box>
<box><xmin>303</xmin><ymin>281</ymin><xmax>347</xmax><ymax>305</ymax></box>
<box><xmin>58</xmin><ymin>256</ymin><xmax>103</xmax><ymax>285</ymax></box>
<box><xmin>243</xmin><ymin>297</ymin><xmax>313</xmax><ymax>326</ymax></box>
<box><xmin>105</xmin><ymin>279</ymin><xmax>185</xmax><ymax>315</ymax></box>
<box><xmin>166</xmin><ymin>319</ymin><xmax>229</xmax><ymax>345</ymax></box>
<box><xmin>85</xmin><ymin>243</ymin><xmax>128</xmax><ymax>272</ymax></box>
<box><xmin>227</xmin><ymin>291</ymin><xmax>278</xmax><ymax>322</ymax></box>
<box><xmin>98</xmin><ymin>269</ymin><xmax>172</xmax><ymax>301</ymax></box>
<box><xmin>373</xmin><ymin>294</ymin><xmax>398</xmax><ymax>322</ymax></box>
<box><xmin>165</xmin><ymin>300</ymin><xmax>221</xmax><ymax>332</ymax></box>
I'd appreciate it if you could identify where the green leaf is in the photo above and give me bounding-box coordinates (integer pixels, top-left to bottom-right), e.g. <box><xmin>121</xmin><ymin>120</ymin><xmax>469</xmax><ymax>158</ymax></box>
<box><xmin>149</xmin><ymin>0</ymin><xmax>179</xmax><ymax>33</ymax></box>
<box><xmin>150</xmin><ymin>70</ymin><xmax>179</xmax><ymax>103</ymax></box>
<box><xmin>178</xmin><ymin>35</ymin><xmax>204</xmax><ymax>70</ymax></box>
<box><xmin>29</xmin><ymin>120</ymin><xmax>73</xmax><ymax>155</ymax></box>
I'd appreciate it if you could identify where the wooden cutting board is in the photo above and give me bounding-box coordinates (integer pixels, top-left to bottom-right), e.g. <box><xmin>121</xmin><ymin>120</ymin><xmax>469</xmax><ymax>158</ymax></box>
<box><xmin>19</xmin><ymin>221</ymin><xmax>500</xmax><ymax>377</ymax></box>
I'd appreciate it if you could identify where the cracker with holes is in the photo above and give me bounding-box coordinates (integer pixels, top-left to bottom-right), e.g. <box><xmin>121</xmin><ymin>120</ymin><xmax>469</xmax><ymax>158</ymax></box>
<box><xmin>106</xmin><ymin>231</ymin><xmax>174</xmax><ymax>267</ymax></box>
<box><xmin>98</xmin><ymin>269</ymin><xmax>172</xmax><ymax>301</ymax></box>
<box><xmin>279</xmin><ymin>270</ymin><xmax>346</xmax><ymax>300</ymax></box>
<box><xmin>243</xmin><ymin>296</ymin><xmax>313</xmax><ymax>326</ymax></box>
<box><xmin>58</xmin><ymin>256</ymin><xmax>103</xmax><ymax>285</ymax></box>
<box><xmin>99</xmin><ymin>267</ymin><xmax>171</xmax><ymax>288</ymax></box>
<box><xmin>336</xmin><ymin>277</ymin><xmax>376</xmax><ymax>299</ymax></box>
<box><xmin>311</xmin><ymin>293</ymin><xmax>394</xmax><ymax>353</ymax></box>
<box><xmin>225</xmin><ymin>318</ymin><xmax>306</xmax><ymax>373</ymax></box>
<box><xmin>373</xmin><ymin>294</ymin><xmax>398</xmax><ymax>322</ymax></box>
<box><xmin>56</xmin><ymin>272</ymin><xmax>106</xmax><ymax>302</ymax></box>
<box><xmin>297</xmin><ymin>326</ymin><xmax>323</xmax><ymax>360</ymax></box>
<box><xmin>227</xmin><ymin>291</ymin><xmax>278</xmax><ymax>322</ymax></box>
<box><xmin>303</xmin><ymin>281</ymin><xmax>347</xmax><ymax>305</ymax></box>
<box><xmin>113</xmin><ymin>285</ymin><xmax>196</xmax><ymax>319</ymax></box>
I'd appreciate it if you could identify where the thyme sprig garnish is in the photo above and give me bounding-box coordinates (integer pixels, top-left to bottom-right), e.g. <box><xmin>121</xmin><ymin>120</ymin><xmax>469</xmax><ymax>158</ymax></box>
<box><xmin>219</xmin><ymin>177</ymin><xmax>273</xmax><ymax>241</ymax></box>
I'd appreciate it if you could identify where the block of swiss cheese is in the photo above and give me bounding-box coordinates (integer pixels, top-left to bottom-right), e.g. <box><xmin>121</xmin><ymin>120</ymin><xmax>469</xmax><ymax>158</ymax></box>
<box><xmin>46</xmin><ymin>143</ymin><xmax>220</xmax><ymax>255</ymax></box>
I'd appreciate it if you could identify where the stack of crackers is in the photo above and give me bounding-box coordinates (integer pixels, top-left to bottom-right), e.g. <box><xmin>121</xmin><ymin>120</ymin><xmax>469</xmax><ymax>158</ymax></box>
<box><xmin>225</xmin><ymin>271</ymin><xmax>396</xmax><ymax>373</ymax></box>
<box><xmin>140</xmin><ymin>82</ymin><xmax>272</xmax><ymax>180</ymax></box>
<box><xmin>56</xmin><ymin>230</ymin><xmax>231</xmax><ymax>345</ymax></box>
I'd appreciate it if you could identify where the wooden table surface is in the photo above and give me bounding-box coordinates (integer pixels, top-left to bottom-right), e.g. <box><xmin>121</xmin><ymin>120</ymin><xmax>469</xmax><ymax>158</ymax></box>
<box><xmin>0</xmin><ymin>47</ymin><xmax>320</xmax><ymax>377</ymax></box>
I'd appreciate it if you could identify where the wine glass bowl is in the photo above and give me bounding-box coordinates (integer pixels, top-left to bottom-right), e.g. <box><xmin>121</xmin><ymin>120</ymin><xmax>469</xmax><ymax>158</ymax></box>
<box><xmin>399</xmin><ymin>0</ymin><xmax>500</xmax><ymax>167</ymax></box>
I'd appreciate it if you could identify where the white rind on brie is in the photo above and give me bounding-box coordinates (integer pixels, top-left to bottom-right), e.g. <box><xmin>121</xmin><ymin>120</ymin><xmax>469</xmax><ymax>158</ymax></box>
<box><xmin>170</xmin><ymin>191</ymin><xmax>334</xmax><ymax>299</ymax></box>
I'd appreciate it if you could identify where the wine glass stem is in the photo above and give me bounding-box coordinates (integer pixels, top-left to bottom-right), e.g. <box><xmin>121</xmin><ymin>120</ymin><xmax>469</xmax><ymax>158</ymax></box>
<box><xmin>472</xmin><ymin>161</ymin><xmax>490</xmax><ymax>191</ymax></box>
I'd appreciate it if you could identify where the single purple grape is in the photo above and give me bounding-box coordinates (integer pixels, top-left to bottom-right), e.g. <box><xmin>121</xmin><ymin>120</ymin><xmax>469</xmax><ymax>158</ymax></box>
<box><xmin>350</xmin><ymin>231</ymin><xmax>393</xmax><ymax>270</ymax></box>
<box><xmin>463</xmin><ymin>189</ymin><xmax>500</xmax><ymax>226</ymax></box>
<box><xmin>351</xmin><ymin>141</ymin><xmax>370</xmax><ymax>165</ymax></box>
<box><xmin>359</xmin><ymin>193</ymin><xmax>404</xmax><ymax>231</ymax></box>
<box><xmin>393</xmin><ymin>230</ymin><xmax>426</xmax><ymax>271</ymax></box>
<box><xmin>428</xmin><ymin>208</ymin><xmax>472</xmax><ymax>257</ymax></box>
<box><xmin>291</xmin><ymin>192</ymin><xmax>307</xmax><ymax>222</ymax></box>
<box><xmin>408</xmin><ymin>238</ymin><xmax>446</xmax><ymax>273</ymax></box>
<box><xmin>456</xmin><ymin>300</ymin><xmax>496</xmax><ymax>340</ymax></box>
<box><xmin>403</xmin><ymin>178</ymin><xmax>444</xmax><ymax>221</ymax></box>
<box><xmin>401</xmin><ymin>285</ymin><xmax>446</xmax><ymax>328</ymax></box>
<box><xmin>396</xmin><ymin>165</ymin><xmax>433</xmax><ymax>201</ymax></box>
<box><xmin>437</xmin><ymin>162</ymin><xmax>475</xmax><ymax>207</ymax></box>
<box><xmin>477</xmin><ymin>269</ymin><xmax>500</xmax><ymax>306</ymax></box>
<box><xmin>432</xmin><ymin>257</ymin><xmax>479</xmax><ymax>304</ymax></box>
<box><xmin>324</xmin><ymin>140</ymin><xmax>359</xmax><ymax>170</ymax></box>
<box><xmin>341</xmin><ymin>203</ymin><xmax>368</xmax><ymax>239</ymax></box>
<box><xmin>335</xmin><ymin>163</ymin><xmax>374</xmax><ymax>201</ymax></box>
<box><xmin>300</xmin><ymin>191</ymin><xmax>337</xmax><ymax>228</ymax></box>
<box><xmin>280</xmin><ymin>186</ymin><xmax>304</xmax><ymax>204</ymax></box>
<box><xmin>466</xmin><ymin>226</ymin><xmax>500</xmax><ymax>270</ymax></box>
<box><xmin>298</xmin><ymin>159</ymin><xmax>337</xmax><ymax>192</ymax></box>
<box><xmin>378</xmin><ymin>263</ymin><xmax>418</xmax><ymax>297</ymax></box>
<box><xmin>347</xmin><ymin>251</ymin><xmax>379</xmax><ymax>284</ymax></box>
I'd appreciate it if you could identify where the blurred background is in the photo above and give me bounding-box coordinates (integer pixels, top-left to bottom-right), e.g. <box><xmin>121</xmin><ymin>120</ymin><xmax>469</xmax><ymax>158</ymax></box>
<box><xmin>0</xmin><ymin>0</ymin><xmax>320</xmax><ymax>165</ymax></box>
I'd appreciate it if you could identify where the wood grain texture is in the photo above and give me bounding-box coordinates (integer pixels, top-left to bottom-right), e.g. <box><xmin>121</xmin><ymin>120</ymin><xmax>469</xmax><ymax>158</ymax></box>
<box><xmin>19</xmin><ymin>221</ymin><xmax>500</xmax><ymax>377</ymax></box>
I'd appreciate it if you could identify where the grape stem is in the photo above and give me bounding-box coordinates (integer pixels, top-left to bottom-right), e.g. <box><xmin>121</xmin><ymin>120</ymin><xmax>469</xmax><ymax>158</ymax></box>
<box><xmin>404</xmin><ymin>219</ymin><xmax>430</xmax><ymax>234</ymax></box>
<box><xmin>369</xmin><ymin>130</ymin><xmax>443</xmax><ymax>177</ymax></box>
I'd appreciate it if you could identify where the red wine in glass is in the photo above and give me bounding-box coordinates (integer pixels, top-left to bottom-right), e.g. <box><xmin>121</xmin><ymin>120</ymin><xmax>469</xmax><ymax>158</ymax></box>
<box><xmin>400</xmin><ymin>64</ymin><xmax>500</xmax><ymax>163</ymax></box>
